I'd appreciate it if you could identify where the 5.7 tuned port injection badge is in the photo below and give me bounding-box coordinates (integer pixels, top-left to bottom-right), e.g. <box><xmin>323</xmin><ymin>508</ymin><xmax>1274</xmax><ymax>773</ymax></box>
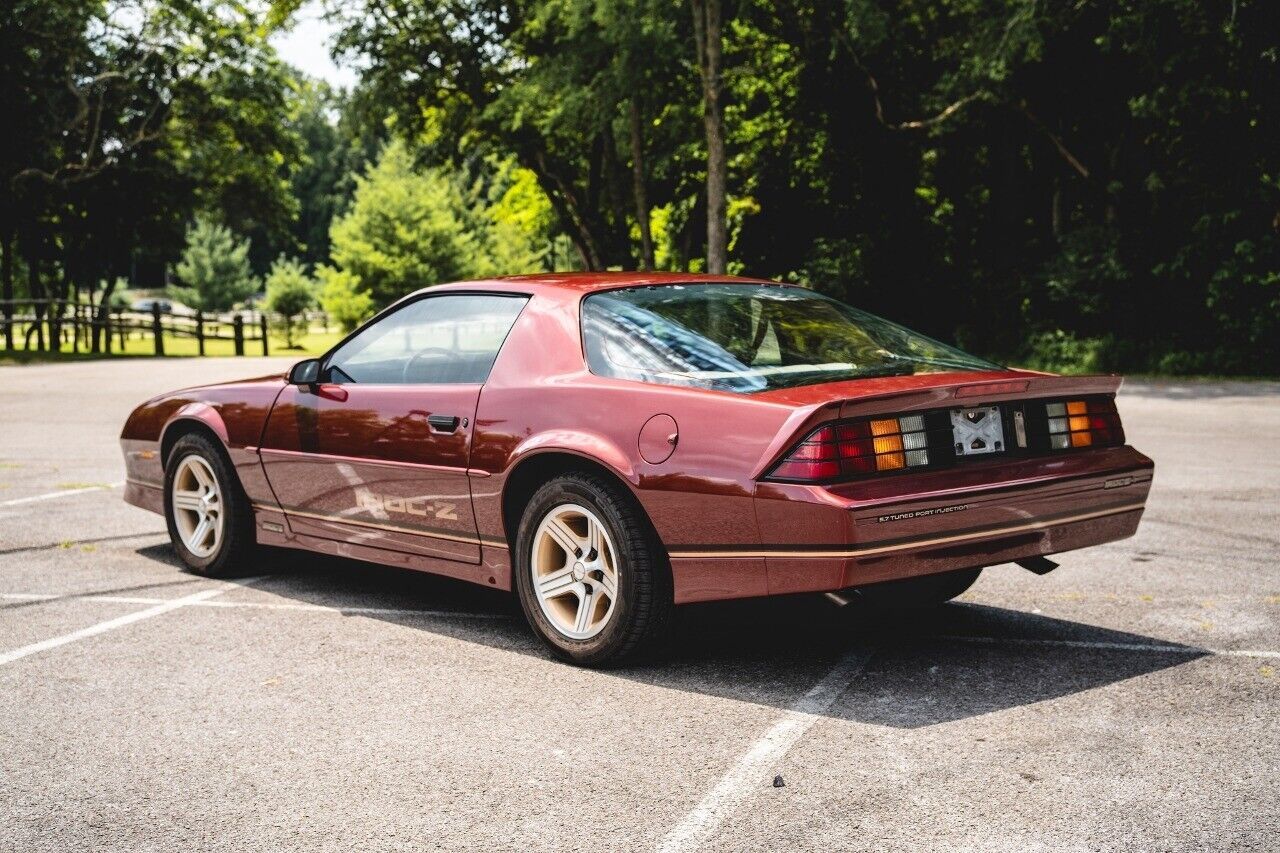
<box><xmin>877</xmin><ymin>503</ymin><xmax>970</xmax><ymax>523</ymax></box>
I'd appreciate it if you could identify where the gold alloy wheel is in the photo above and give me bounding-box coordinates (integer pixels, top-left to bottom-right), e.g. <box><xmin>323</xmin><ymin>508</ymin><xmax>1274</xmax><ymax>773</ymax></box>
<box><xmin>170</xmin><ymin>454</ymin><xmax>224</xmax><ymax>559</ymax></box>
<box><xmin>531</xmin><ymin>503</ymin><xmax>620</xmax><ymax>640</ymax></box>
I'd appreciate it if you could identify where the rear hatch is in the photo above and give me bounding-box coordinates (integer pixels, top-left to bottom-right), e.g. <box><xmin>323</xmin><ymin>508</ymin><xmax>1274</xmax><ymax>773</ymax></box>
<box><xmin>752</xmin><ymin>371</ymin><xmax>1139</xmax><ymax>485</ymax></box>
<box><xmin>750</xmin><ymin>371</ymin><xmax>1153</xmax><ymax>572</ymax></box>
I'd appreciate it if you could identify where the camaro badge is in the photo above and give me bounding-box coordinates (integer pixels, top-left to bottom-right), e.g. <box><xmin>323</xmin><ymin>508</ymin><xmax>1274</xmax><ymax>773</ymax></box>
<box><xmin>877</xmin><ymin>504</ymin><xmax>969</xmax><ymax>523</ymax></box>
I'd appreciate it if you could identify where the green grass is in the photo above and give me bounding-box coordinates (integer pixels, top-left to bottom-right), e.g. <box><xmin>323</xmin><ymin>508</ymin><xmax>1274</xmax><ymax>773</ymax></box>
<box><xmin>0</xmin><ymin>326</ymin><xmax>344</xmax><ymax>364</ymax></box>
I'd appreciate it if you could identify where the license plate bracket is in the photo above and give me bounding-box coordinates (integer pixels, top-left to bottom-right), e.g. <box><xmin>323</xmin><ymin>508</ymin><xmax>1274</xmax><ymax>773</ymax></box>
<box><xmin>950</xmin><ymin>405</ymin><xmax>1005</xmax><ymax>456</ymax></box>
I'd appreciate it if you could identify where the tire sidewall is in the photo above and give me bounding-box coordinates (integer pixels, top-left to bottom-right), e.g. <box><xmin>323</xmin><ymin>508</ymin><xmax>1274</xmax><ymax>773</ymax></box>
<box><xmin>514</xmin><ymin>478</ymin><xmax>644</xmax><ymax>663</ymax></box>
<box><xmin>163</xmin><ymin>434</ymin><xmax>244</xmax><ymax>576</ymax></box>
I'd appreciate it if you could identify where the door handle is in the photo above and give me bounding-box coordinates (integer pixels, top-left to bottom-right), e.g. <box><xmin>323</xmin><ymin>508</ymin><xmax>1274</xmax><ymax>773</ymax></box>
<box><xmin>427</xmin><ymin>414</ymin><xmax>460</xmax><ymax>433</ymax></box>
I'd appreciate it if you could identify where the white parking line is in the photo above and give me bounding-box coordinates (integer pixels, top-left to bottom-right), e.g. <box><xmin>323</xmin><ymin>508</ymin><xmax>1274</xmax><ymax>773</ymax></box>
<box><xmin>0</xmin><ymin>482</ymin><xmax>122</xmax><ymax>507</ymax></box>
<box><xmin>0</xmin><ymin>591</ymin><xmax>507</xmax><ymax>620</ymax></box>
<box><xmin>4</xmin><ymin>591</ymin><xmax>1276</xmax><ymax>659</ymax></box>
<box><xmin>655</xmin><ymin>647</ymin><xmax>874</xmax><ymax>853</ymax></box>
<box><xmin>0</xmin><ymin>578</ymin><xmax>261</xmax><ymax>667</ymax></box>
<box><xmin>938</xmin><ymin>633</ymin><xmax>1280</xmax><ymax>659</ymax></box>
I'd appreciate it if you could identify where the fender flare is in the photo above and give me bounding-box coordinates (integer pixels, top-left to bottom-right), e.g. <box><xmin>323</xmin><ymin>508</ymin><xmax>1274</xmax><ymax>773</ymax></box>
<box><xmin>159</xmin><ymin>402</ymin><xmax>230</xmax><ymax>464</ymax></box>
<box><xmin>504</xmin><ymin>429</ymin><xmax>638</xmax><ymax>486</ymax></box>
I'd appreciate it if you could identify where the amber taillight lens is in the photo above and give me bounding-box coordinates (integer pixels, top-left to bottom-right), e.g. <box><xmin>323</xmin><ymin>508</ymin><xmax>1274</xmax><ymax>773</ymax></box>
<box><xmin>1043</xmin><ymin>398</ymin><xmax>1125</xmax><ymax>449</ymax></box>
<box><xmin>769</xmin><ymin>415</ymin><xmax>932</xmax><ymax>482</ymax></box>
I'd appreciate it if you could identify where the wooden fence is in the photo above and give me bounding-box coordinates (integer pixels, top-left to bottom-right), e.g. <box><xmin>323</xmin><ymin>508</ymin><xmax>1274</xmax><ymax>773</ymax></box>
<box><xmin>0</xmin><ymin>298</ymin><xmax>270</xmax><ymax>357</ymax></box>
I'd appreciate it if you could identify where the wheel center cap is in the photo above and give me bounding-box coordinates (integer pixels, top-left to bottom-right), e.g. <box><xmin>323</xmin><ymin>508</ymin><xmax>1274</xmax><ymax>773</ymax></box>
<box><xmin>571</xmin><ymin>562</ymin><xmax>586</xmax><ymax>582</ymax></box>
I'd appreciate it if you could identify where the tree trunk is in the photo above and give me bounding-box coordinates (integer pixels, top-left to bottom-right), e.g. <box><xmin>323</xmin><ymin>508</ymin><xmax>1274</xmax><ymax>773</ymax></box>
<box><xmin>600</xmin><ymin>122</ymin><xmax>632</xmax><ymax>266</ymax></box>
<box><xmin>92</xmin><ymin>274</ymin><xmax>117</xmax><ymax>354</ymax></box>
<box><xmin>1</xmin><ymin>227</ymin><xmax>13</xmax><ymax>350</ymax></box>
<box><xmin>529</xmin><ymin>149</ymin><xmax>605</xmax><ymax>269</ymax></box>
<box><xmin>629</xmin><ymin>98</ymin><xmax>656</xmax><ymax>270</ymax></box>
<box><xmin>691</xmin><ymin>0</ymin><xmax>728</xmax><ymax>274</ymax></box>
<box><xmin>26</xmin><ymin>259</ymin><xmax>45</xmax><ymax>351</ymax></box>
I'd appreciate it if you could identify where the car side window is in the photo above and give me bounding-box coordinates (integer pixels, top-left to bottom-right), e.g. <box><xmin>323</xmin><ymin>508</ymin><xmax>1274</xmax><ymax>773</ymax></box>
<box><xmin>325</xmin><ymin>294</ymin><xmax>528</xmax><ymax>385</ymax></box>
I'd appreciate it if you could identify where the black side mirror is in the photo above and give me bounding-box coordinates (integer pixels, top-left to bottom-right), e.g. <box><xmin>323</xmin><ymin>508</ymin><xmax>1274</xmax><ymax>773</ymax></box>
<box><xmin>288</xmin><ymin>358</ymin><xmax>321</xmax><ymax>385</ymax></box>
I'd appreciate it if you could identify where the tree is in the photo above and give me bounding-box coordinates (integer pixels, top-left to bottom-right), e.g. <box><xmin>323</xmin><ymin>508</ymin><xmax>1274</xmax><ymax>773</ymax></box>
<box><xmin>690</xmin><ymin>0</ymin><xmax>727</xmax><ymax>274</ymax></box>
<box><xmin>332</xmin><ymin>0</ymin><xmax>690</xmax><ymax>271</ymax></box>
<box><xmin>0</xmin><ymin>0</ymin><xmax>306</xmax><ymax>352</ymax></box>
<box><xmin>317</xmin><ymin>265</ymin><xmax>373</xmax><ymax>332</ymax></box>
<box><xmin>172</xmin><ymin>218</ymin><xmax>258</xmax><ymax>311</ymax></box>
<box><xmin>263</xmin><ymin>256</ymin><xmax>315</xmax><ymax>348</ymax></box>
<box><xmin>327</xmin><ymin>141</ymin><xmax>482</xmax><ymax>308</ymax></box>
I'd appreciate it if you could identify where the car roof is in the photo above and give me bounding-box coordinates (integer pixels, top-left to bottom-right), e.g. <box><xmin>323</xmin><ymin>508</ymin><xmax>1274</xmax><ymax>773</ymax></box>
<box><xmin>402</xmin><ymin>271</ymin><xmax>788</xmax><ymax>302</ymax></box>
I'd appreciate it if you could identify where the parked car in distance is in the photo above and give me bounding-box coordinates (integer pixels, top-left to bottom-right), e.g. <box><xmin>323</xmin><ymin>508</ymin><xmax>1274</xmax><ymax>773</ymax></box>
<box><xmin>130</xmin><ymin>298</ymin><xmax>174</xmax><ymax>314</ymax></box>
<box><xmin>120</xmin><ymin>273</ymin><xmax>1154</xmax><ymax>666</ymax></box>
<box><xmin>130</xmin><ymin>298</ymin><xmax>196</xmax><ymax>317</ymax></box>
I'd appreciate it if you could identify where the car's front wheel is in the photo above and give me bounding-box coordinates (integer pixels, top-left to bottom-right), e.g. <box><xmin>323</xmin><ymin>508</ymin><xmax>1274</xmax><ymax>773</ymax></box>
<box><xmin>514</xmin><ymin>472</ymin><xmax>672</xmax><ymax>667</ymax></box>
<box><xmin>163</xmin><ymin>433</ymin><xmax>256</xmax><ymax>577</ymax></box>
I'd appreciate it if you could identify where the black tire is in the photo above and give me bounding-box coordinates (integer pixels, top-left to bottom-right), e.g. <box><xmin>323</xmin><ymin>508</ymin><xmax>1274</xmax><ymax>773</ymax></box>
<box><xmin>163</xmin><ymin>433</ymin><xmax>257</xmax><ymax>577</ymax></box>
<box><xmin>513</xmin><ymin>471</ymin><xmax>674</xmax><ymax>667</ymax></box>
<box><xmin>853</xmin><ymin>567</ymin><xmax>983</xmax><ymax>610</ymax></box>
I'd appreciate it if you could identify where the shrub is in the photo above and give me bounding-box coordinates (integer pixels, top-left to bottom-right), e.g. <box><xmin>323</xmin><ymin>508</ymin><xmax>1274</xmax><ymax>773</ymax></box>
<box><xmin>316</xmin><ymin>266</ymin><xmax>373</xmax><ymax>332</ymax></box>
<box><xmin>263</xmin><ymin>257</ymin><xmax>315</xmax><ymax>348</ymax></box>
<box><xmin>171</xmin><ymin>217</ymin><xmax>258</xmax><ymax>311</ymax></box>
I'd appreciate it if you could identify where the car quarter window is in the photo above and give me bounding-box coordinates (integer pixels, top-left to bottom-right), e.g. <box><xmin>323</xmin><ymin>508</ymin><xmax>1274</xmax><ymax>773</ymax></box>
<box><xmin>325</xmin><ymin>293</ymin><xmax>528</xmax><ymax>385</ymax></box>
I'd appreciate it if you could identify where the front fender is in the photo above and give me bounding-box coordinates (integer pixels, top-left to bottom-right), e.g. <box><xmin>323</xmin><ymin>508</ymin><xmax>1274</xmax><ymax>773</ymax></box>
<box><xmin>157</xmin><ymin>401</ymin><xmax>279</xmax><ymax>508</ymax></box>
<box><xmin>161</xmin><ymin>402</ymin><xmax>231</xmax><ymax>459</ymax></box>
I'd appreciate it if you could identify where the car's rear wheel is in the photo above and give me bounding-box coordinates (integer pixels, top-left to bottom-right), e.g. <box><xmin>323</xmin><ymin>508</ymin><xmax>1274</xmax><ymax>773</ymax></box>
<box><xmin>163</xmin><ymin>433</ymin><xmax>256</xmax><ymax>577</ymax></box>
<box><xmin>853</xmin><ymin>567</ymin><xmax>983</xmax><ymax>609</ymax></box>
<box><xmin>514</xmin><ymin>472</ymin><xmax>672</xmax><ymax>667</ymax></box>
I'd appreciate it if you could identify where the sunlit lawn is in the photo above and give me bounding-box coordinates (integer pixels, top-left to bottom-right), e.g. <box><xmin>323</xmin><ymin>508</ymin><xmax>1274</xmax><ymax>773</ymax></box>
<box><xmin>0</xmin><ymin>324</ymin><xmax>345</xmax><ymax>364</ymax></box>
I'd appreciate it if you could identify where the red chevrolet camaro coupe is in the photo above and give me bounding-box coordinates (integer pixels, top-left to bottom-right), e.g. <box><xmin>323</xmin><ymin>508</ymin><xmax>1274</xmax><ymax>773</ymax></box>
<box><xmin>121</xmin><ymin>273</ymin><xmax>1154</xmax><ymax>665</ymax></box>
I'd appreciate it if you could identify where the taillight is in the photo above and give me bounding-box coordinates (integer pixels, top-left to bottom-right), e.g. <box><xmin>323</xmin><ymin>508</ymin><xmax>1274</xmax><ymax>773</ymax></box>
<box><xmin>769</xmin><ymin>414</ymin><xmax>933</xmax><ymax>482</ymax></box>
<box><xmin>766</xmin><ymin>396</ymin><xmax>1126</xmax><ymax>484</ymax></box>
<box><xmin>1044</xmin><ymin>398</ymin><xmax>1124</xmax><ymax>449</ymax></box>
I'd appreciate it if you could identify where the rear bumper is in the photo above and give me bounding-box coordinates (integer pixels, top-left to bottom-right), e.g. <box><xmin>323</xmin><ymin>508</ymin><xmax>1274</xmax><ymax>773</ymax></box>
<box><xmin>672</xmin><ymin>445</ymin><xmax>1153</xmax><ymax>602</ymax></box>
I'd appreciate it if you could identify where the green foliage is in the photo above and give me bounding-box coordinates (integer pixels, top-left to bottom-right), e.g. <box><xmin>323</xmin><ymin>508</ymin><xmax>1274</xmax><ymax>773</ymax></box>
<box><xmin>171</xmin><ymin>217</ymin><xmax>258</xmax><ymax>311</ymax></box>
<box><xmin>473</xmin><ymin>160</ymin><xmax>554</xmax><ymax>276</ymax></box>
<box><xmin>285</xmin><ymin>82</ymin><xmax>384</xmax><ymax>266</ymax></box>
<box><xmin>4</xmin><ymin>0</ymin><xmax>1278</xmax><ymax>375</ymax></box>
<box><xmin>1020</xmin><ymin>331</ymin><xmax>1110</xmax><ymax>375</ymax></box>
<box><xmin>263</xmin><ymin>256</ymin><xmax>315</xmax><ymax>348</ymax></box>
<box><xmin>325</xmin><ymin>143</ymin><xmax>553</xmax><ymax>311</ymax></box>
<box><xmin>317</xmin><ymin>265</ymin><xmax>374</xmax><ymax>332</ymax></box>
<box><xmin>0</xmin><ymin>0</ymin><xmax>308</xmax><ymax>354</ymax></box>
<box><xmin>328</xmin><ymin>141</ymin><xmax>482</xmax><ymax>307</ymax></box>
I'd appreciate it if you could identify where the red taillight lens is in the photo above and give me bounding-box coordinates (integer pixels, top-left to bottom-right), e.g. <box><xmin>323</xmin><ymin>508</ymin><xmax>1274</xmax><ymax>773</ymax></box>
<box><xmin>769</xmin><ymin>415</ymin><xmax>931</xmax><ymax>482</ymax></box>
<box><xmin>1045</xmin><ymin>398</ymin><xmax>1124</xmax><ymax>449</ymax></box>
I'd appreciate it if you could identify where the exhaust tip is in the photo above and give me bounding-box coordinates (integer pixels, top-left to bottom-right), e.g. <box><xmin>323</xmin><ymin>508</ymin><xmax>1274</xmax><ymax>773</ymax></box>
<box><xmin>1016</xmin><ymin>556</ymin><xmax>1060</xmax><ymax>576</ymax></box>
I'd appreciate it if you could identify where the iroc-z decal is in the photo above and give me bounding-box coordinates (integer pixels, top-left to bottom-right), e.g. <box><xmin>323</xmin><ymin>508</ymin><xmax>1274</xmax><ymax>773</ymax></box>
<box><xmin>356</xmin><ymin>491</ymin><xmax>459</xmax><ymax>521</ymax></box>
<box><xmin>877</xmin><ymin>503</ymin><xmax>969</xmax><ymax>523</ymax></box>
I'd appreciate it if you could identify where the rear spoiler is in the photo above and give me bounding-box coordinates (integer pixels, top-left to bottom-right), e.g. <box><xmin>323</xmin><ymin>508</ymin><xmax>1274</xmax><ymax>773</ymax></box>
<box><xmin>838</xmin><ymin>373</ymin><xmax>1123</xmax><ymax>421</ymax></box>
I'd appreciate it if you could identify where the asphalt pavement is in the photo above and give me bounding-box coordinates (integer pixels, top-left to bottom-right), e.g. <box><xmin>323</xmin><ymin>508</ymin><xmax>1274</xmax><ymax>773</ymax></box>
<box><xmin>0</xmin><ymin>358</ymin><xmax>1276</xmax><ymax>851</ymax></box>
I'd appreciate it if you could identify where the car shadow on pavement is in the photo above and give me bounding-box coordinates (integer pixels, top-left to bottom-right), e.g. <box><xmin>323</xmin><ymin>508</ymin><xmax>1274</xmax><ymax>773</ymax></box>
<box><xmin>138</xmin><ymin>544</ymin><xmax>1208</xmax><ymax>729</ymax></box>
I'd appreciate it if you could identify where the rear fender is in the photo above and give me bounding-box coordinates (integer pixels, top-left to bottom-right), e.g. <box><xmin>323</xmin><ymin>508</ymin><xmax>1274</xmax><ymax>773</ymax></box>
<box><xmin>506</xmin><ymin>430</ymin><xmax>638</xmax><ymax>486</ymax></box>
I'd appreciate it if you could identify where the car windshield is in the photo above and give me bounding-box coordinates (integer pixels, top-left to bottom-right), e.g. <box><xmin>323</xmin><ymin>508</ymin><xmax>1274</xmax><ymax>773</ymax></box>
<box><xmin>581</xmin><ymin>284</ymin><xmax>1003</xmax><ymax>393</ymax></box>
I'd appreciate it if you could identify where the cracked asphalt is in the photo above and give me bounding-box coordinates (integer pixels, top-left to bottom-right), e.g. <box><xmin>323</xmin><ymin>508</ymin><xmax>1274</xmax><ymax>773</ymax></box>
<box><xmin>1</xmin><ymin>359</ymin><xmax>1277</xmax><ymax>851</ymax></box>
